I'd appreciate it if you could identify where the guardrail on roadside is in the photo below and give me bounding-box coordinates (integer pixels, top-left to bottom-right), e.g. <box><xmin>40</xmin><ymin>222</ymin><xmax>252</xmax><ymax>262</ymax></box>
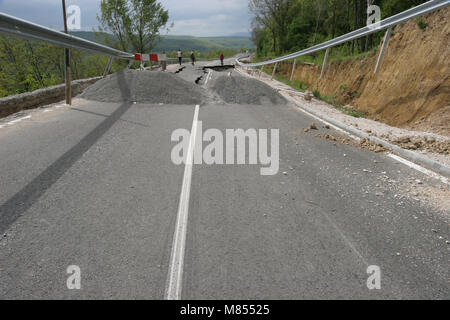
<box><xmin>0</xmin><ymin>12</ymin><xmax>135</xmax><ymax>60</ymax></box>
<box><xmin>0</xmin><ymin>11</ymin><xmax>225</xmax><ymax>69</ymax></box>
<box><xmin>236</xmin><ymin>0</ymin><xmax>449</xmax><ymax>78</ymax></box>
<box><xmin>0</xmin><ymin>10</ymin><xmax>138</xmax><ymax>103</ymax></box>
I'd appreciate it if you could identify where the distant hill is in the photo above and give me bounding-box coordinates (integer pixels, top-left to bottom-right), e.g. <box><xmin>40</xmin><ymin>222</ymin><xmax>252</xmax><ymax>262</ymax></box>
<box><xmin>70</xmin><ymin>31</ymin><xmax>255</xmax><ymax>53</ymax></box>
<box><xmin>227</xmin><ymin>32</ymin><xmax>252</xmax><ymax>38</ymax></box>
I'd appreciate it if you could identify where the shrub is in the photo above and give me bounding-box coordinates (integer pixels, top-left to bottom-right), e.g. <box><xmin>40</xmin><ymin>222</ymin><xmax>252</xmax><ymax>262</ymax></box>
<box><xmin>416</xmin><ymin>18</ymin><xmax>428</xmax><ymax>30</ymax></box>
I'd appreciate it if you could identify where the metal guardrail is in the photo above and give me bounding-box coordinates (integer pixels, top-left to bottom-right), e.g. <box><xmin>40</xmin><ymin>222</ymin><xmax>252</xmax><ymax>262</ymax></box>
<box><xmin>0</xmin><ymin>12</ymin><xmax>135</xmax><ymax>60</ymax></box>
<box><xmin>236</xmin><ymin>0</ymin><xmax>450</xmax><ymax>69</ymax></box>
<box><xmin>0</xmin><ymin>11</ymin><xmax>225</xmax><ymax>63</ymax></box>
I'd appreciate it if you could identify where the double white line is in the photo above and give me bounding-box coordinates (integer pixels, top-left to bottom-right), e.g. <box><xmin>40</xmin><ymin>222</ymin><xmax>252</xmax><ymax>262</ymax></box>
<box><xmin>204</xmin><ymin>70</ymin><xmax>212</xmax><ymax>86</ymax></box>
<box><xmin>165</xmin><ymin>104</ymin><xmax>200</xmax><ymax>300</ymax></box>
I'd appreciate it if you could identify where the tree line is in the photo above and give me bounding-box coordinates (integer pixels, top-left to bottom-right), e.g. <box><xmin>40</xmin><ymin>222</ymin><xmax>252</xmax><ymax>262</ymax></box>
<box><xmin>249</xmin><ymin>0</ymin><xmax>429</xmax><ymax>58</ymax></box>
<box><xmin>0</xmin><ymin>0</ymin><xmax>169</xmax><ymax>98</ymax></box>
<box><xmin>0</xmin><ymin>36</ymin><xmax>128</xmax><ymax>98</ymax></box>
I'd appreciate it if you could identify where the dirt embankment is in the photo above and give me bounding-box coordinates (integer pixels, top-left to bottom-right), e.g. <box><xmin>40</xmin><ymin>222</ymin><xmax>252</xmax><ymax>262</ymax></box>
<box><xmin>274</xmin><ymin>7</ymin><xmax>450</xmax><ymax>137</ymax></box>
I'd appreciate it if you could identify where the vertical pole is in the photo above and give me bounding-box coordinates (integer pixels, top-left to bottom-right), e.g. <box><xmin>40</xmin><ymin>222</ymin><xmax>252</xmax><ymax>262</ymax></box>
<box><xmin>103</xmin><ymin>57</ymin><xmax>114</xmax><ymax>78</ymax></box>
<box><xmin>320</xmin><ymin>47</ymin><xmax>330</xmax><ymax>79</ymax></box>
<box><xmin>290</xmin><ymin>58</ymin><xmax>297</xmax><ymax>82</ymax></box>
<box><xmin>260</xmin><ymin>65</ymin><xmax>264</xmax><ymax>78</ymax></box>
<box><xmin>127</xmin><ymin>60</ymin><xmax>134</xmax><ymax>69</ymax></box>
<box><xmin>271</xmin><ymin>62</ymin><xmax>278</xmax><ymax>80</ymax></box>
<box><xmin>374</xmin><ymin>27</ymin><xmax>392</xmax><ymax>73</ymax></box>
<box><xmin>62</xmin><ymin>0</ymin><xmax>71</xmax><ymax>105</ymax></box>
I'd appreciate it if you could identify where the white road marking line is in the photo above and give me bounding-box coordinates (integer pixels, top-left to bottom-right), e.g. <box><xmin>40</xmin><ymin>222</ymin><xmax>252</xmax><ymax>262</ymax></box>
<box><xmin>290</xmin><ymin>100</ymin><xmax>361</xmax><ymax>141</ymax></box>
<box><xmin>387</xmin><ymin>153</ymin><xmax>449</xmax><ymax>185</ymax></box>
<box><xmin>204</xmin><ymin>70</ymin><xmax>212</xmax><ymax>86</ymax></box>
<box><xmin>43</xmin><ymin>109</ymin><xmax>53</xmax><ymax>113</ymax></box>
<box><xmin>165</xmin><ymin>104</ymin><xmax>200</xmax><ymax>300</ymax></box>
<box><xmin>6</xmin><ymin>115</ymin><xmax>32</xmax><ymax>126</ymax></box>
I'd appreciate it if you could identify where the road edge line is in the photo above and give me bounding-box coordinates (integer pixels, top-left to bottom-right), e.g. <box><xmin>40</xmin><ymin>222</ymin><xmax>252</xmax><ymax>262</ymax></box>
<box><xmin>387</xmin><ymin>153</ymin><xmax>449</xmax><ymax>185</ymax></box>
<box><xmin>285</xmin><ymin>94</ymin><xmax>450</xmax><ymax>179</ymax></box>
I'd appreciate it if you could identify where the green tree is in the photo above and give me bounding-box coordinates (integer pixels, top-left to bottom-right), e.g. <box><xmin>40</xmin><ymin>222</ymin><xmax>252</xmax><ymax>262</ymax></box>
<box><xmin>98</xmin><ymin>0</ymin><xmax>170</xmax><ymax>53</ymax></box>
<box><xmin>249</xmin><ymin>0</ymin><xmax>430</xmax><ymax>59</ymax></box>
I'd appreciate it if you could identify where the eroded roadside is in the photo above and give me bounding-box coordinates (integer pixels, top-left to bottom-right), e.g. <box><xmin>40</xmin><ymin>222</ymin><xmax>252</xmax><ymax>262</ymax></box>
<box><xmin>234</xmin><ymin>65</ymin><xmax>450</xmax><ymax>215</ymax></box>
<box><xmin>237</xmin><ymin>66</ymin><xmax>450</xmax><ymax>168</ymax></box>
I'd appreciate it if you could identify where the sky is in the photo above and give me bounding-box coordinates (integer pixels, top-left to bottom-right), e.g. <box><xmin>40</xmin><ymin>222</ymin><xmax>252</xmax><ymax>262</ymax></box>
<box><xmin>0</xmin><ymin>0</ymin><xmax>252</xmax><ymax>37</ymax></box>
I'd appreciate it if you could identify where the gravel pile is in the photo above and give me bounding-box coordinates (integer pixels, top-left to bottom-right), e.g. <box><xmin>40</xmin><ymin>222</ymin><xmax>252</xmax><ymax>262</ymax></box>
<box><xmin>211</xmin><ymin>74</ymin><xmax>287</xmax><ymax>105</ymax></box>
<box><xmin>81</xmin><ymin>69</ymin><xmax>207</xmax><ymax>105</ymax></box>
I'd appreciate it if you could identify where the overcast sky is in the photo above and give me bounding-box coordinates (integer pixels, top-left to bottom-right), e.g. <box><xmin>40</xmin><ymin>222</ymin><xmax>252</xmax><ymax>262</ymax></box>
<box><xmin>0</xmin><ymin>0</ymin><xmax>252</xmax><ymax>37</ymax></box>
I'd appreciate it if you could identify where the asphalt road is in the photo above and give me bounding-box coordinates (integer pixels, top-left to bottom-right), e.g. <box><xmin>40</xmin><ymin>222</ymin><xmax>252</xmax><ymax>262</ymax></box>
<box><xmin>0</xmin><ymin>58</ymin><xmax>448</xmax><ymax>299</ymax></box>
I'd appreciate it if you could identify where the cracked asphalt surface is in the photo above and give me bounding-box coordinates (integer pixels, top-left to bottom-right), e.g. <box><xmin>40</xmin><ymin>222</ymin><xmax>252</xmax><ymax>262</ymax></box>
<box><xmin>0</xmin><ymin>57</ymin><xmax>448</xmax><ymax>299</ymax></box>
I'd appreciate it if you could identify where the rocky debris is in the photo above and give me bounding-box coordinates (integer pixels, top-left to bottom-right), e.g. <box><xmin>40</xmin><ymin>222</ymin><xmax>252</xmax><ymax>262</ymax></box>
<box><xmin>314</xmin><ymin>132</ymin><xmax>352</xmax><ymax>146</ymax></box>
<box><xmin>304</xmin><ymin>90</ymin><xmax>313</xmax><ymax>102</ymax></box>
<box><xmin>82</xmin><ymin>69</ymin><xmax>208</xmax><ymax>105</ymax></box>
<box><xmin>310</xmin><ymin>122</ymin><xmax>318</xmax><ymax>130</ymax></box>
<box><xmin>210</xmin><ymin>74</ymin><xmax>287</xmax><ymax>105</ymax></box>
<box><xmin>359</xmin><ymin>138</ymin><xmax>386</xmax><ymax>153</ymax></box>
<box><xmin>390</xmin><ymin>136</ymin><xmax>449</xmax><ymax>154</ymax></box>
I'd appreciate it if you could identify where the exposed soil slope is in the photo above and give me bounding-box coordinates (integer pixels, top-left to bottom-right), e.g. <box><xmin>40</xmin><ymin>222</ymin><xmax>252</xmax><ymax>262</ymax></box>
<box><xmin>274</xmin><ymin>7</ymin><xmax>449</xmax><ymax>136</ymax></box>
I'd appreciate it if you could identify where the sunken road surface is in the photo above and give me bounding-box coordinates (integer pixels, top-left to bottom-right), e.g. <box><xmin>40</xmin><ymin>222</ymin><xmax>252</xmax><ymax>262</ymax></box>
<box><xmin>82</xmin><ymin>69</ymin><xmax>208</xmax><ymax>105</ymax></box>
<box><xmin>81</xmin><ymin>68</ymin><xmax>287</xmax><ymax>106</ymax></box>
<box><xmin>210</xmin><ymin>73</ymin><xmax>287</xmax><ymax>105</ymax></box>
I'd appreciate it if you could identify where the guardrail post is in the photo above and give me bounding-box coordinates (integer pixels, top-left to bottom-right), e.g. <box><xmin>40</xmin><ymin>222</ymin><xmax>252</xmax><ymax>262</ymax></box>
<box><xmin>271</xmin><ymin>62</ymin><xmax>278</xmax><ymax>80</ymax></box>
<box><xmin>320</xmin><ymin>48</ymin><xmax>330</xmax><ymax>79</ymax></box>
<box><xmin>62</xmin><ymin>0</ymin><xmax>71</xmax><ymax>105</ymax></box>
<box><xmin>374</xmin><ymin>27</ymin><xmax>392</xmax><ymax>74</ymax></box>
<box><xmin>290</xmin><ymin>58</ymin><xmax>297</xmax><ymax>82</ymax></box>
<box><xmin>103</xmin><ymin>57</ymin><xmax>114</xmax><ymax>78</ymax></box>
<box><xmin>260</xmin><ymin>66</ymin><xmax>264</xmax><ymax>78</ymax></box>
<box><xmin>127</xmin><ymin>60</ymin><xmax>134</xmax><ymax>69</ymax></box>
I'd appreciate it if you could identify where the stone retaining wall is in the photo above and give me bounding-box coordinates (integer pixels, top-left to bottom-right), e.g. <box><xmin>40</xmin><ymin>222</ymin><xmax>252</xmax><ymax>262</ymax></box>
<box><xmin>0</xmin><ymin>77</ymin><xmax>102</xmax><ymax>118</ymax></box>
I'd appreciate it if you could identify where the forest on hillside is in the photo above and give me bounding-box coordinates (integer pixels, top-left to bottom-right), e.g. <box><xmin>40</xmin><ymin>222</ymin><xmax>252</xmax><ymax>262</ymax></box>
<box><xmin>249</xmin><ymin>0</ymin><xmax>430</xmax><ymax>57</ymax></box>
<box><xmin>0</xmin><ymin>36</ymin><xmax>131</xmax><ymax>98</ymax></box>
